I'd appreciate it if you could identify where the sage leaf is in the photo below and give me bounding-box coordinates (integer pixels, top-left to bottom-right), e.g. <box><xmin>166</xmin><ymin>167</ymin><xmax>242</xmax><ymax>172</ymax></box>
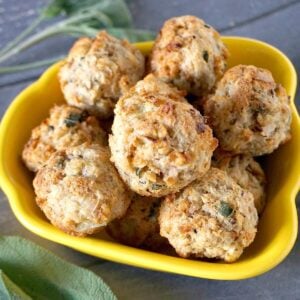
<box><xmin>0</xmin><ymin>0</ymin><xmax>155</xmax><ymax>73</ymax></box>
<box><xmin>0</xmin><ymin>270</ymin><xmax>32</xmax><ymax>300</ymax></box>
<box><xmin>0</xmin><ymin>236</ymin><xmax>116</xmax><ymax>300</ymax></box>
<box><xmin>64</xmin><ymin>112</ymin><xmax>87</xmax><ymax>127</ymax></box>
<box><xmin>43</xmin><ymin>0</ymin><xmax>132</xmax><ymax>28</ymax></box>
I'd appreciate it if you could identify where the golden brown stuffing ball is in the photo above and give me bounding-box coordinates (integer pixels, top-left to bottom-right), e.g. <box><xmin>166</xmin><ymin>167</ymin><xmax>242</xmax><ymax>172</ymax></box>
<box><xmin>109</xmin><ymin>74</ymin><xmax>218</xmax><ymax>197</ymax></box>
<box><xmin>33</xmin><ymin>144</ymin><xmax>131</xmax><ymax>237</ymax></box>
<box><xmin>204</xmin><ymin>65</ymin><xmax>291</xmax><ymax>156</ymax></box>
<box><xmin>159</xmin><ymin>168</ymin><xmax>258</xmax><ymax>262</ymax></box>
<box><xmin>149</xmin><ymin>15</ymin><xmax>228</xmax><ymax>97</ymax></box>
<box><xmin>59</xmin><ymin>31</ymin><xmax>145</xmax><ymax>119</ymax></box>
<box><xmin>107</xmin><ymin>194</ymin><xmax>167</xmax><ymax>250</ymax></box>
<box><xmin>22</xmin><ymin>105</ymin><xmax>107</xmax><ymax>172</ymax></box>
<box><xmin>212</xmin><ymin>149</ymin><xmax>266</xmax><ymax>214</ymax></box>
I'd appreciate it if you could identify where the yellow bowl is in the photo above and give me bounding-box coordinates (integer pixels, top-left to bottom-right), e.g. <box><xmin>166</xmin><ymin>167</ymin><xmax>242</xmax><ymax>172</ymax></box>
<box><xmin>0</xmin><ymin>37</ymin><xmax>299</xmax><ymax>280</ymax></box>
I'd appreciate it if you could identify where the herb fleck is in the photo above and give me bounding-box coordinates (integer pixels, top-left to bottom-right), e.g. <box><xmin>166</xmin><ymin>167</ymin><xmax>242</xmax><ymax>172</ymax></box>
<box><xmin>64</xmin><ymin>112</ymin><xmax>87</xmax><ymax>127</ymax></box>
<box><xmin>152</xmin><ymin>183</ymin><xmax>164</xmax><ymax>190</ymax></box>
<box><xmin>219</xmin><ymin>201</ymin><xmax>234</xmax><ymax>217</ymax></box>
<box><xmin>48</xmin><ymin>125</ymin><xmax>54</xmax><ymax>130</ymax></box>
<box><xmin>253</xmin><ymin>105</ymin><xmax>266</xmax><ymax>115</ymax></box>
<box><xmin>203</xmin><ymin>50</ymin><xmax>209</xmax><ymax>62</ymax></box>
<box><xmin>56</xmin><ymin>158</ymin><xmax>65</xmax><ymax>168</ymax></box>
<box><xmin>204</xmin><ymin>24</ymin><xmax>211</xmax><ymax>28</ymax></box>
<box><xmin>135</xmin><ymin>168</ymin><xmax>142</xmax><ymax>177</ymax></box>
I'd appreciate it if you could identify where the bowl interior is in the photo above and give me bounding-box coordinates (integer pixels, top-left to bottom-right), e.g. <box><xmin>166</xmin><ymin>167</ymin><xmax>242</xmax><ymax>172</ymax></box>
<box><xmin>0</xmin><ymin>37</ymin><xmax>298</xmax><ymax>279</ymax></box>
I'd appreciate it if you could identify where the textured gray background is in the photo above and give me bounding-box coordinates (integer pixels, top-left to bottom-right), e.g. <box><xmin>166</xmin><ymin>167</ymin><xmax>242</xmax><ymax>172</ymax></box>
<box><xmin>0</xmin><ymin>1</ymin><xmax>299</xmax><ymax>299</ymax></box>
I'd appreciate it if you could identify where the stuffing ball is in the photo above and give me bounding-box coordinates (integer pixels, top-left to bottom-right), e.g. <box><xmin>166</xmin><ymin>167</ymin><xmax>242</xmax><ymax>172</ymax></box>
<box><xmin>212</xmin><ymin>149</ymin><xmax>266</xmax><ymax>214</ymax></box>
<box><xmin>159</xmin><ymin>168</ymin><xmax>258</xmax><ymax>262</ymax></box>
<box><xmin>59</xmin><ymin>31</ymin><xmax>145</xmax><ymax>118</ymax></box>
<box><xmin>149</xmin><ymin>15</ymin><xmax>228</xmax><ymax>97</ymax></box>
<box><xmin>107</xmin><ymin>194</ymin><xmax>167</xmax><ymax>250</ymax></box>
<box><xmin>22</xmin><ymin>105</ymin><xmax>107</xmax><ymax>172</ymax></box>
<box><xmin>109</xmin><ymin>74</ymin><xmax>218</xmax><ymax>197</ymax></box>
<box><xmin>204</xmin><ymin>65</ymin><xmax>291</xmax><ymax>155</ymax></box>
<box><xmin>33</xmin><ymin>144</ymin><xmax>131</xmax><ymax>236</ymax></box>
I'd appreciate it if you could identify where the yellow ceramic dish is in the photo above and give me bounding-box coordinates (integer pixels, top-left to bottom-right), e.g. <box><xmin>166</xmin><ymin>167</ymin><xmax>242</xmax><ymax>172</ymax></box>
<box><xmin>0</xmin><ymin>37</ymin><xmax>299</xmax><ymax>280</ymax></box>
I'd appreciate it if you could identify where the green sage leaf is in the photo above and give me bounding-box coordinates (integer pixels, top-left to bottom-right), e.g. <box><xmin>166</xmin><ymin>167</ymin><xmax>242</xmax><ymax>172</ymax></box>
<box><xmin>218</xmin><ymin>201</ymin><xmax>234</xmax><ymax>217</ymax></box>
<box><xmin>0</xmin><ymin>236</ymin><xmax>116</xmax><ymax>300</ymax></box>
<box><xmin>0</xmin><ymin>270</ymin><xmax>32</xmax><ymax>300</ymax></box>
<box><xmin>43</xmin><ymin>0</ymin><xmax>132</xmax><ymax>28</ymax></box>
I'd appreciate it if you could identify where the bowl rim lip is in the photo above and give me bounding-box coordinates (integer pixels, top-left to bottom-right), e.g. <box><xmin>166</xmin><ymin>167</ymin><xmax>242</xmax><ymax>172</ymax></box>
<box><xmin>0</xmin><ymin>36</ymin><xmax>299</xmax><ymax>280</ymax></box>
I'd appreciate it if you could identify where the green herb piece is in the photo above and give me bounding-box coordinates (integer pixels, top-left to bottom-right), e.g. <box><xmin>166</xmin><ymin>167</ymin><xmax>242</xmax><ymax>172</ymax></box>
<box><xmin>0</xmin><ymin>270</ymin><xmax>32</xmax><ymax>300</ymax></box>
<box><xmin>135</xmin><ymin>168</ymin><xmax>142</xmax><ymax>177</ymax></box>
<box><xmin>0</xmin><ymin>0</ymin><xmax>155</xmax><ymax>74</ymax></box>
<box><xmin>151</xmin><ymin>183</ymin><xmax>164</xmax><ymax>190</ymax></box>
<box><xmin>253</xmin><ymin>105</ymin><xmax>266</xmax><ymax>115</ymax></box>
<box><xmin>64</xmin><ymin>113</ymin><xmax>86</xmax><ymax>127</ymax></box>
<box><xmin>56</xmin><ymin>158</ymin><xmax>65</xmax><ymax>168</ymax></box>
<box><xmin>204</xmin><ymin>24</ymin><xmax>211</xmax><ymax>28</ymax></box>
<box><xmin>0</xmin><ymin>236</ymin><xmax>116</xmax><ymax>300</ymax></box>
<box><xmin>219</xmin><ymin>201</ymin><xmax>234</xmax><ymax>217</ymax></box>
<box><xmin>203</xmin><ymin>50</ymin><xmax>209</xmax><ymax>62</ymax></box>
